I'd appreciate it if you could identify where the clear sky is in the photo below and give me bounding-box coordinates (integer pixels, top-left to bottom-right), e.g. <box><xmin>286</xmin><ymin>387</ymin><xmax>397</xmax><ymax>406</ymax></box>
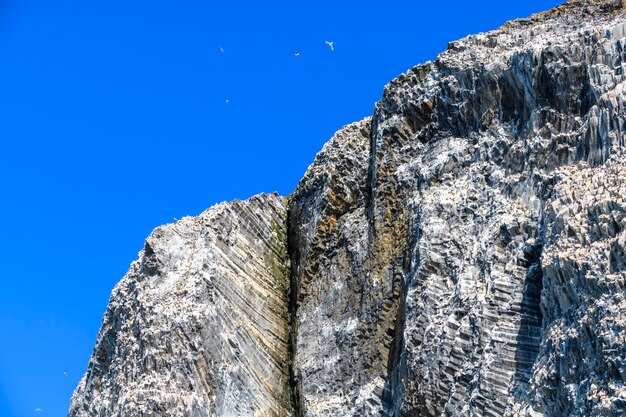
<box><xmin>0</xmin><ymin>1</ymin><xmax>562</xmax><ymax>415</ymax></box>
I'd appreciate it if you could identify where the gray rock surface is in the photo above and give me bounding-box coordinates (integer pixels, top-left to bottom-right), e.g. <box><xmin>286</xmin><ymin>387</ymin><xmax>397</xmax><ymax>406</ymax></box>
<box><xmin>366</xmin><ymin>1</ymin><xmax>626</xmax><ymax>415</ymax></box>
<box><xmin>519</xmin><ymin>159</ymin><xmax>626</xmax><ymax>416</ymax></box>
<box><xmin>289</xmin><ymin>118</ymin><xmax>397</xmax><ymax>416</ymax></box>
<box><xmin>69</xmin><ymin>194</ymin><xmax>293</xmax><ymax>417</ymax></box>
<box><xmin>70</xmin><ymin>1</ymin><xmax>626</xmax><ymax>416</ymax></box>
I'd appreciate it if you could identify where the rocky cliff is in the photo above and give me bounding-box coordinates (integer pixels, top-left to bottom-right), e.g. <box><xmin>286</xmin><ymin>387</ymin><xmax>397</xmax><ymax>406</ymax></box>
<box><xmin>70</xmin><ymin>1</ymin><xmax>626</xmax><ymax>416</ymax></box>
<box><xmin>69</xmin><ymin>195</ymin><xmax>293</xmax><ymax>416</ymax></box>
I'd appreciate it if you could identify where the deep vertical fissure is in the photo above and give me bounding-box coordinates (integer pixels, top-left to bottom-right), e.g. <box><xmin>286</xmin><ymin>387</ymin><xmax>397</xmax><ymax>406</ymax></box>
<box><xmin>368</xmin><ymin>114</ymin><xmax>413</xmax><ymax>417</ymax></box>
<box><xmin>512</xmin><ymin>214</ymin><xmax>545</xmax><ymax>399</ymax></box>
<box><xmin>285</xmin><ymin>205</ymin><xmax>303</xmax><ymax>417</ymax></box>
<box><xmin>381</xmin><ymin>271</ymin><xmax>409</xmax><ymax>417</ymax></box>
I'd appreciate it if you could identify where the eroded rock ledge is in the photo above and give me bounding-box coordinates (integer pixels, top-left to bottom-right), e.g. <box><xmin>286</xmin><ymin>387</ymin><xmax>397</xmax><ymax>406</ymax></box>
<box><xmin>70</xmin><ymin>1</ymin><xmax>626</xmax><ymax>416</ymax></box>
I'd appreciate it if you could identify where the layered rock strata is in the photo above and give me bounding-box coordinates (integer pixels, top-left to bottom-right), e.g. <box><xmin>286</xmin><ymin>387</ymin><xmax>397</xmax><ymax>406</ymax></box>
<box><xmin>68</xmin><ymin>194</ymin><xmax>293</xmax><ymax>417</ymax></box>
<box><xmin>70</xmin><ymin>1</ymin><xmax>626</xmax><ymax>416</ymax></box>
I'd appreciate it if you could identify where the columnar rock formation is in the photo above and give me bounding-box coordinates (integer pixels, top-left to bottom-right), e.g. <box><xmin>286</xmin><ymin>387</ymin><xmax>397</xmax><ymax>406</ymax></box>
<box><xmin>70</xmin><ymin>1</ymin><xmax>626</xmax><ymax>416</ymax></box>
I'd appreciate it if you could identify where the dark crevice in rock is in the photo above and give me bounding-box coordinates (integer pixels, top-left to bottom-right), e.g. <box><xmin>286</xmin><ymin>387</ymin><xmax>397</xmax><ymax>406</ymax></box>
<box><xmin>286</xmin><ymin>204</ymin><xmax>303</xmax><ymax>417</ymax></box>
<box><xmin>512</xmin><ymin>216</ymin><xmax>545</xmax><ymax>402</ymax></box>
<box><xmin>381</xmin><ymin>270</ymin><xmax>409</xmax><ymax>417</ymax></box>
<box><xmin>366</xmin><ymin>114</ymin><xmax>379</xmax><ymax>235</ymax></box>
<box><xmin>610</xmin><ymin>239</ymin><xmax>626</xmax><ymax>273</ymax></box>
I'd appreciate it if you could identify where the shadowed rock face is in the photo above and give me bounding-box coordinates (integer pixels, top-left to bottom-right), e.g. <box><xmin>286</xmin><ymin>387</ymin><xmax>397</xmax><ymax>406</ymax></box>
<box><xmin>70</xmin><ymin>1</ymin><xmax>626</xmax><ymax>416</ymax></box>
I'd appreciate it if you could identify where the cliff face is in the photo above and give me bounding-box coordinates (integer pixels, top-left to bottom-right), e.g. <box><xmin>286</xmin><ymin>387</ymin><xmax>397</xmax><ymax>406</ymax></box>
<box><xmin>369</xmin><ymin>1</ymin><xmax>626</xmax><ymax>415</ymax></box>
<box><xmin>69</xmin><ymin>195</ymin><xmax>293</xmax><ymax>417</ymax></box>
<box><xmin>70</xmin><ymin>1</ymin><xmax>626</xmax><ymax>416</ymax></box>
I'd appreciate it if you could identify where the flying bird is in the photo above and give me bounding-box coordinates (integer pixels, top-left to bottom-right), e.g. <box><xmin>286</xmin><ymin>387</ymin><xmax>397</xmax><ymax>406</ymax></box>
<box><xmin>225</xmin><ymin>99</ymin><xmax>229</xmax><ymax>104</ymax></box>
<box><xmin>294</xmin><ymin>52</ymin><xmax>300</xmax><ymax>56</ymax></box>
<box><xmin>324</xmin><ymin>41</ymin><xmax>334</xmax><ymax>51</ymax></box>
<box><xmin>34</xmin><ymin>408</ymin><xmax>43</xmax><ymax>413</ymax></box>
<box><xmin>63</xmin><ymin>371</ymin><xmax>68</xmax><ymax>377</ymax></box>
<box><xmin>219</xmin><ymin>46</ymin><xmax>225</xmax><ymax>54</ymax></box>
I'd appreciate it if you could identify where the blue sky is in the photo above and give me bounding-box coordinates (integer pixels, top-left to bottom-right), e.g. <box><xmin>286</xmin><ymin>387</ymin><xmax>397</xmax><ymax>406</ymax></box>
<box><xmin>0</xmin><ymin>1</ymin><xmax>562</xmax><ymax>415</ymax></box>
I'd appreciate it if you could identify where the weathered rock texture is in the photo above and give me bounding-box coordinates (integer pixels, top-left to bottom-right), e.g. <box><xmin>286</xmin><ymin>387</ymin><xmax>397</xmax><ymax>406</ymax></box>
<box><xmin>289</xmin><ymin>119</ymin><xmax>396</xmax><ymax>416</ymax></box>
<box><xmin>69</xmin><ymin>194</ymin><xmax>292</xmax><ymax>417</ymax></box>
<box><xmin>71</xmin><ymin>1</ymin><xmax>626</xmax><ymax>416</ymax></box>
<box><xmin>367</xmin><ymin>1</ymin><xmax>626</xmax><ymax>415</ymax></box>
<box><xmin>523</xmin><ymin>159</ymin><xmax>626</xmax><ymax>416</ymax></box>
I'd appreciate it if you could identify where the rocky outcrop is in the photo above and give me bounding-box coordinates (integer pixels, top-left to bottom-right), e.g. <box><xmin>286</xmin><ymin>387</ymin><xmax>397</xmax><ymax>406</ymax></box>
<box><xmin>519</xmin><ymin>159</ymin><xmax>626</xmax><ymax>416</ymax></box>
<box><xmin>70</xmin><ymin>1</ymin><xmax>626</xmax><ymax>416</ymax></box>
<box><xmin>68</xmin><ymin>194</ymin><xmax>292</xmax><ymax>417</ymax></box>
<box><xmin>368</xmin><ymin>1</ymin><xmax>626</xmax><ymax>415</ymax></box>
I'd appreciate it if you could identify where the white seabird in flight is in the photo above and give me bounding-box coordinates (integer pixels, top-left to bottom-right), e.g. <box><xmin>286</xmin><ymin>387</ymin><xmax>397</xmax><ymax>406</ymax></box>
<box><xmin>324</xmin><ymin>41</ymin><xmax>334</xmax><ymax>51</ymax></box>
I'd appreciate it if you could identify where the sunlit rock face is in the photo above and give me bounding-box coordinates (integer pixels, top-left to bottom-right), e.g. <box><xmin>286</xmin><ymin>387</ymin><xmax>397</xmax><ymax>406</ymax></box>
<box><xmin>68</xmin><ymin>194</ymin><xmax>293</xmax><ymax>417</ymax></box>
<box><xmin>529</xmin><ymin>160</ymin><xmax>626</xmax><ymax>416</ymax></box>
<box><xmin>70</xmin><ymin>1</ymin><xmax>626</xmax><ymax>416</ymax></box>
<box><xmin>367</xmin><ymin>1</ymin><xmax>626</xmax><ymax>415</ymax></box>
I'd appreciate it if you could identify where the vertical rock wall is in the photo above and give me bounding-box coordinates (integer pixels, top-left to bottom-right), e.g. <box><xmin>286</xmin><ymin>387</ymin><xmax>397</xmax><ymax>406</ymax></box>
<box><xmin>288</xmin><ymin>2</ymin><xmax>626</xmax><ymax>416</ymax></box>
<box><xmin>289</xmin><ymin>118</ymin><xmax>403</xmax><ymax>416</ymax></box>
